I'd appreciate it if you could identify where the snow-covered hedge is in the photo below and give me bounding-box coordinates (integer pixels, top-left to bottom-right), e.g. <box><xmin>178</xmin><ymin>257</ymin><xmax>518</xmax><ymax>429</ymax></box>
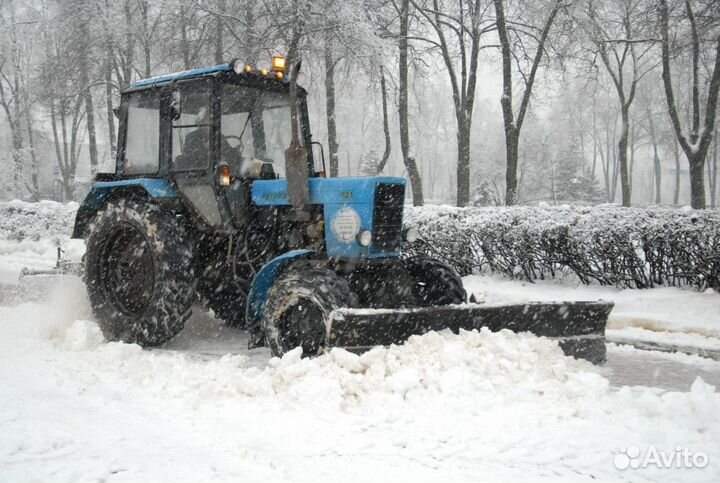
<box><xmin>0</xmin><ymin>200</ymin><xmax>78</xmax><ymax>242</ymax></box>
<box><xmin>405</xmin><ymin>205</ymin><xmax>720</xmax><ymax>291</ymax></box>
<box><xmin>2</xmin><ymin>200</ymin><xmax>718</xmax><ymax>290</ymax></box>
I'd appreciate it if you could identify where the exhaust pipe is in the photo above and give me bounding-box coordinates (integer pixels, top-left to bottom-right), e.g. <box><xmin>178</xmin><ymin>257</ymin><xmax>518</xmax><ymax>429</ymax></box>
<box><xmin>285</xmin><ymin>59</ymin><xmax>310</xmax><ymax>211</ymax></box>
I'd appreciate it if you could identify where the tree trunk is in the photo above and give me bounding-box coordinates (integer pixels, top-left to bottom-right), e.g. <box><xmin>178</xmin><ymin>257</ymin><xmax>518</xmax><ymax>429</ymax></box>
<box><xmin>398</xmin><ymin>0</ymin><xmax>423</xmax><ymax>205</ymax></box>
<box><xmin>646</xmin><ymin>106</ymin><xmax>661</xmax><ymax>204</ymax></box>
<box><xmin>591</xmin><ymin>95</ymin><xmax>597</xmax><ymax>179</ymax></box>
<box><xmin>82</xmin><ymin>86</ymin><xmax>99</xmax><ymax>177</ymax></box>
<box><xmin>503</xmin><ymin>126</ymin><xmax>519</xmax><ymax>205</ymax></box>
<box><xmin>377</xmin><ymin>65</ymin><xmax>391</xmax><ymax>174</ymax></box>
<box><xmin>673</xmin><ymin>141</ymin><xmax>681</xmax><ymax>205</ymax></box>
<box><xmin>180</xmin><ymin>8</ymin><xmax>191</xmax><ymax>70</ymax></box>
<box><xmin>79</xmin><ymin>3</ymin><xmax>98</xmax><ymax>177</ymax></box>
<box><xmin>711</xmin><ymin>129</ymin><xmax>718</xmax><ymax>208</ymax></box>
<box><xmin>121</xmin><ymin>0</ymin><xmax>134</xmax><ymax>88</ymax></box>
<box><xmin>688</xmin><ymin>153</ymin><xmax>706</xmax><ymax>208</ymax></box>
<box><xmin>25</xmin><ymin>111</ymin><xmax>39</xmax><ymax>196</ymax></box>
<box><xmin>214</xmin><ymin>0</ymin><xmax>225</xmax><ymax>64</ymax></box>
<box><xmin>324</xmin><ymin>29</ymin><xmax>339</xmax><ymax>177</ymax></box>
<box><xmin>618</xmin><ymin>106</ymin><xmax>631</xmax><ymax>206</ymax></box>
<box><xmin>457</xmin><ymin>121</ymin><xmax>471</xmax><ymax>206</ymax></box>
<box><xmin>11</xmin><ymin>121</ymin><xmax>23</xmax><ymax>196</ymax></box>
<box><xmin>599</xmin><ymin>124</ymin><xmax>610</xmax><ymax>201</ymax></box>
<box><xmin>50</xmin><ymin>102</ymin><xmax>75</xmax><ymax>201</ymax></box>
<box><xmin>243</xmin><ymin>2</ymin><xmax>257</xmax><ymax>63</ymax></box>
<box><xmin>104</xmin><ymin>52</ymin><xmax>116</xmax><ymax>158</ymax></box>
<box><xmin>11</xmin><ymin>80</ymin><xmax>23</xmax><ymax>196</ymax></box>
<box><xmin>653</xmin><ymin>149</ymin><xmax>661</xmax><ymax>205</ymax></box>
<box><xmin>139</xmin><ymin>0</ymin><xmax>151</xmax><ymax>77</ymax></box>
<box><xmin>629</xmin><ymin>119</ymin><xmax>636</xmax><ymax>193</ymax></box>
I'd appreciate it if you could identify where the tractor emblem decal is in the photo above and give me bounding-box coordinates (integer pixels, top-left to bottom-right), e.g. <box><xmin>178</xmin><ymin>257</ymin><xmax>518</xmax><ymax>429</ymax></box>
<box><xmin>332</xmin><ymin>207</ymin><xmax>361</xmax><ymax>244</ymax></box>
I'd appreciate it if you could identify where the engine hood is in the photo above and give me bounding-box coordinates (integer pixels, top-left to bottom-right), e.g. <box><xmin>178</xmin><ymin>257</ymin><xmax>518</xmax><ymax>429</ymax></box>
<box><xmin>252</xmin><ymin>176</ymin><xmax>407</xmax><ymax>259</ymax></box>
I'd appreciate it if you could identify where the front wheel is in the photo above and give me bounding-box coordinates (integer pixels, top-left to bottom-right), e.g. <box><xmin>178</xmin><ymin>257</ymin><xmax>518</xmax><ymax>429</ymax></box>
<box><xmin>403</xmin><ymin>256</ymin><xmax>466</xmax><ymax>306</ymax></box>
<box><xmin>84</xmin><ymin>200</ymin><xmax>195</xmax><ymax>346</ymax></box>
<box><xmin>262</xmin><ymin>266</ymin><xmax>358</xmax><ymax>357</ymax></box>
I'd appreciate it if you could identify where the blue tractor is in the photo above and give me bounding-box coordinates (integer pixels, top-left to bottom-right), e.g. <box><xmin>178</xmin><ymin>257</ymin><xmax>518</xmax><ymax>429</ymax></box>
<box><xmin>70</xmin><ymin>57</ymin><xmax>612</xmax><ymax>362</ymax></box>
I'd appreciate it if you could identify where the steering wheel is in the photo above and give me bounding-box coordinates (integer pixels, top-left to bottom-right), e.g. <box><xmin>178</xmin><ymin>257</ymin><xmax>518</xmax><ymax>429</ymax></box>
<box><xmin>224</xmin><ymin>135</ymin><xmax>245</xmax><ymax>161</ymax></box>
<box><xmin>225</xmin><ymin>134</ymin><xmax>243</xmax><ymax>144</ymax></box>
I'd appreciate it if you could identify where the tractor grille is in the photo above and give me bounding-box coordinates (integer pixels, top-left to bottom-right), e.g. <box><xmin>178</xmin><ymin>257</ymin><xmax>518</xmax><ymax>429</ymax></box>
<box><xmin>372</xmin><ymin>183</ymin><xmax>405</xmax><ymax>252</ymax></box>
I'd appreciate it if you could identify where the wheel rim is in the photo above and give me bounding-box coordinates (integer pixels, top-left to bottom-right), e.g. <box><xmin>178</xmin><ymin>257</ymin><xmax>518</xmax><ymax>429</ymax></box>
<box><xmin>98</xmin><ymin>223</ymin><xmax>155</xmax><ymax>317</ymax></box>
<box><xmin>278</xmin><ymin>297</ymin><xmax>326</xmax><ymax>356</ymax></box>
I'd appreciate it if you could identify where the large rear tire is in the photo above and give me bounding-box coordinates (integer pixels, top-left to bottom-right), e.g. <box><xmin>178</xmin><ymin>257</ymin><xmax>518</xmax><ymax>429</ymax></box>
<box><xmin>262</xmin><ymin>266</ymin><xmax>358</xmax><ymax>357</ymax></box>
<box><xmin>84</xmin><ymin>200</ymin><xmax>194</xmax><ymax>346</ymax></box>
<box><xmin>403</xmin><ymin>256</ymin><xmax>466</xmax><ymax>306</ymax></box>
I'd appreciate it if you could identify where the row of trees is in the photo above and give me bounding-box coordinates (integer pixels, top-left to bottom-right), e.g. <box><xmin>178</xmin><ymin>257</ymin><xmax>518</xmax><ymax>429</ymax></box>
<box><xmin>0</xmin><ymin>0</ymin><xmax>719</xmax><ymax>207</ymax></box>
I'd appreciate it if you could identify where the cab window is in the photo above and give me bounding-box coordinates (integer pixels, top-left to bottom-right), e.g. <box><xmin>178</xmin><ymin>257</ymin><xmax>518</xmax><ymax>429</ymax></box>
<box><xmin>124</xmin><ymin>91</ymin><xmax>160</xmax><ymax>174</ymax></box>
<box><xmin>221</xmin><ymin>84</ymin><xmax>295</xmax><ymax>177</ymax></box>
<box><xmin>171</xmin><ymin>81</ymin><xmax>212</xmax><ymax>171</ymax></box>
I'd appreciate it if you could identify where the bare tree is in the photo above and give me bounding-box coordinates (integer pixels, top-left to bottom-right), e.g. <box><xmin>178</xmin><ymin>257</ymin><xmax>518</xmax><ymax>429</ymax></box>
<box><xmin>659</xmin><ymin>0</ymin><xmax>720</xmax><ymax>209</ymax></box>
<box><xmin>494</xmin><ymin>0</ymin><xmax>563</xmax><ymax>205</ymax></box>
<box><xmin>587</xmin><ymin>0</ymin><xmax>656</xmax><ymax>206</ymax></box>
<box><xmin>411</xmin><ymin>0</ymin><xmax>493</xmax><ymax>206</ymax></box>
<box><xmin>636</xmin><ymin>75</ymin><xmax>668</xmax><ymax>204</ymax></box>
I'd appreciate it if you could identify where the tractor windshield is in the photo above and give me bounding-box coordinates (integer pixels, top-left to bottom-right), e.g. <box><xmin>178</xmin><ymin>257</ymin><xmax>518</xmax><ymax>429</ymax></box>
<box><xmin>221</xmin><ymin>84</ymin><xmax>296</xmax><ymax>176</ymax></box>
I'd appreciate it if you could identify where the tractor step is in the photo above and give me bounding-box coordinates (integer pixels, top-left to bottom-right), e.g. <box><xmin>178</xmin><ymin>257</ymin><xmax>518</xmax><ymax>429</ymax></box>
<box><xmin>328</xmin><ymin>301</ymin><xmax>613</xmax><ymax>365</ymax></box>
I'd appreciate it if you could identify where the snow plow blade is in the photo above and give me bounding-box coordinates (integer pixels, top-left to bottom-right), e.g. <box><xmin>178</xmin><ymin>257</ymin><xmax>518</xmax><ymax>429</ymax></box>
<box><xmin>328</xmin><ymin>301</ymin><xmax>613</xmax><ymax>364</ymax></box>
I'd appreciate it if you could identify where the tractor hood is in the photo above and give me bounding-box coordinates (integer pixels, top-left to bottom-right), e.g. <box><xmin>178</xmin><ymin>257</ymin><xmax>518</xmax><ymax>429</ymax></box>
<box><xmin>252</xmin><ymin>176</ymin><xmax>407</xmax><ymax>259</ymax></box>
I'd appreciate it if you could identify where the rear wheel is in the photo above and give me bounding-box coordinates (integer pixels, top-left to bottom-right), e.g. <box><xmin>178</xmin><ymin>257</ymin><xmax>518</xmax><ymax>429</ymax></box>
<box><xmin>84</xmin><ymin>200</ymin><xmax>194</xmax><ymax>346</ymax></box>
<box><xmin>403</xmin><ymin>256</ymin><xmax>466</xmax><ymax>306</ymax></box>
<box><xmin>262</xmin><ymin>266</ymin><xmax>358</xmax><ymax>357</ymax></box>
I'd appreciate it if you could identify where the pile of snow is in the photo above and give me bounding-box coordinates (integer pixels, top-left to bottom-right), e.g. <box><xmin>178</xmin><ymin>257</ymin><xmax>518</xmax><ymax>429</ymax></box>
<box><xmin>1</xmin><ymin>289</ymin><xmax>720</xmax><ymax>481</ymax></box>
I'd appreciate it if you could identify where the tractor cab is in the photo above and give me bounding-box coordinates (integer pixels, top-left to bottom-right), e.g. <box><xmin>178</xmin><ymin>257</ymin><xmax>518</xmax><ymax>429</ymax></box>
<box><xmin>109</xmin><ymin>58</ymin><xmax>320</xmax><ymax>231</ymax></box>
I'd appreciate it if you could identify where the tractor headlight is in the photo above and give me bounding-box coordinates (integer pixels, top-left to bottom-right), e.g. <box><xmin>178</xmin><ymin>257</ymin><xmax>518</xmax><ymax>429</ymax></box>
<box><xmin>405</xmin><ymin>227</ymin><xmax>418</xmax><ymax>243</ymax></box>
<box><xmin>218</xmin><ymin>163</ymin><xmax>231</xmax><ymax>186</ymax></box>
<box><xmin>357</xmin><ymin>230</ymin><xmax>372</xmax><ymax>247</ymax></box>
<box><xmin>230</xmin><ymin>58</ymin><xmax>244</xmax><ymax>74</ymax></box>
<box><xmin>272</xmin><ymin>55</ymin><xmax>286</xmax><ymax>72</ymax></box>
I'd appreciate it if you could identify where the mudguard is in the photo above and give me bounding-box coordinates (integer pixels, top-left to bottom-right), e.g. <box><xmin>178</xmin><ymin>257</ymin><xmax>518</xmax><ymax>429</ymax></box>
<box><xmin>72</xmin><ymin>178</ymin><xmax>177</xmax><ymax>238</ymax></box>
<box><xmin>246</xmin><ymin>249</ymin><xmax>315</xmax><ymax>347</ymax></box>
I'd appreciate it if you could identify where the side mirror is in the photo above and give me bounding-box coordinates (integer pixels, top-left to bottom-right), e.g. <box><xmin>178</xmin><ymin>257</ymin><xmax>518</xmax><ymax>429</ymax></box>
<box><xmin>310</xmin><ymin>141</ymin><xmax>327</xmax><ymax>177</ymax></box>
<box><xmin>113</xmin><ymin>107</ymin><xmax>120</xmax><ymax>119</ymax></box>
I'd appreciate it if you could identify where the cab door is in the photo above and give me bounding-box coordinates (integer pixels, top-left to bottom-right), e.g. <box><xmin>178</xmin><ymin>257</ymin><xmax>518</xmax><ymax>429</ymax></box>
<box><xmin>167</xmin><ymin>79</ymin><xmax>230</xmax><ymax>229</ymax></box>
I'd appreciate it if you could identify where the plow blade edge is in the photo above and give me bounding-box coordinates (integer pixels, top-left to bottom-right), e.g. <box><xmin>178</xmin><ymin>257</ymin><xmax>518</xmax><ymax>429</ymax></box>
<box><xmin>328</xmin><ymin>301</ymin><xmax>613</xmax><ymax>365</ymax></box>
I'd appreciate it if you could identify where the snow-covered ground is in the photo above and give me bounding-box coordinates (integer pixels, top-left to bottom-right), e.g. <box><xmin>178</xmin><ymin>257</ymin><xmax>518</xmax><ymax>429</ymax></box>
<box><xmin>2</xmin><ymin>287</ymin><xmax>720</xmax><ymax>482</ymax></box>
<box><xmin>2</xmin><ymin>200</ymin><xmax>720</xmax><ymax>482</ymax></box>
